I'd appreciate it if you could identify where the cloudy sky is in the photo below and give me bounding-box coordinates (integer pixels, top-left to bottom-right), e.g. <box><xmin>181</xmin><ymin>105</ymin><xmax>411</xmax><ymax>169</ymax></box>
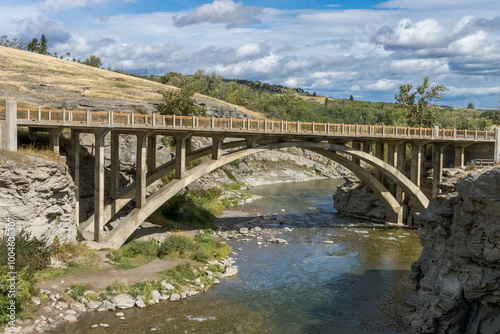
<box><xmin>2</xmin><ymin>0</ymin><xmax>500</xmax><ymax>108</ymax></box>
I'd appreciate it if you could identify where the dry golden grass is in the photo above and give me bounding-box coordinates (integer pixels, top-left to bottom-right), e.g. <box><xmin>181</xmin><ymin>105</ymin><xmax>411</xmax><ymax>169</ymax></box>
<box><xmin>0</xmin><ymin>46</ymin><xmax>266</xmax><ymax>119</ymax></box>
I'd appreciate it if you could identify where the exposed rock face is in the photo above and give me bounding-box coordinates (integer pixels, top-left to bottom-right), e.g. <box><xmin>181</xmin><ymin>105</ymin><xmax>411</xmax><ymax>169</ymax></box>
<box><xmin>0</xmin><ymin>153</ymin><xmax>77</xmax><ymax>244</ymax></box>
<box><xmin>406</xmin><ymin>167</ymin><xmax>500</xmax><ymax>333</ymax></box>
<box><xmin>333</xmin><ymin>176</ymin><xmax>386</xmax><ymax>223</ymax></box>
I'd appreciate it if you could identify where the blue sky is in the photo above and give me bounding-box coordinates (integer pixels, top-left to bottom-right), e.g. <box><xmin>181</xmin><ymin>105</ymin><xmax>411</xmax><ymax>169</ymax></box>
<box><xmin>2</xmin><ymin>0</ymin><xmax>500</xmax><ymax>108</ymax></box>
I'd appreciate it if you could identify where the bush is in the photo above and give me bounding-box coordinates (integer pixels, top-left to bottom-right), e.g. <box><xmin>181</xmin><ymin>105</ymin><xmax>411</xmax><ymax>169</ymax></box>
<box><xmin>0</xmin><ymin>267</ymin><xmax>35</xmax><ymax>325</ymax></box>
<box><xmin>69</xmin><ymin>282</ymin><xmax>89</xmax><ymax>300</ymax></box>
<box><xmin>0</xmin><ymin>229</ymin><xmax>50</xmax><ymax>275</ymax></box>
<box><xmin>158</xmin><ymin>235</ymin><xmax>199</xmax><ymax>259</ymax></box>
<box><xmin>120</xmin><ymin>240</ymin><xmax>159</xmax><ymax>258</ymax></box>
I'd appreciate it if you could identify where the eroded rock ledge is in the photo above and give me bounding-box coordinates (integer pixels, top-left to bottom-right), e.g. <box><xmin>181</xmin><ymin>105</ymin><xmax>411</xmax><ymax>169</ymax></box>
<box><xmin>405</xmin><ymin>167</ymin><xmax>500</xmax><ymax>333</ymax></box>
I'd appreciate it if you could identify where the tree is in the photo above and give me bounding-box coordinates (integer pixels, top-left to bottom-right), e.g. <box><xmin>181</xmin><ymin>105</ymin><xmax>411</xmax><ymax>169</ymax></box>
<box><xmin>467</xmin><ymin>102</ymin><xmax>475</xmax><ymax>109</ymax></box>
<box><xmin>0</xmin><ymin>35</ymin><xmax>26</xmax><ymax>49</ymax></box>
<box><xmin>80</xmin><ymin>55</ymin><xmax>102</xmax><ymax>68</ymax></box>
<box><xmin>39</xmin><ymin>34</ymin><xmax>48</xmax><ymax>55</ymax></box>
<box><xmin>349</xmin><ymin>95</ymin><xmax>354</xmax><ymax>101</ymax></box>
<box><xmin>156</xmin><ymin>86</ymin><xmax>205</xmax><ymax>116</ymax></box>
<box><xmin>395</xmin><ymin>77</ymin><xmax>448</xmax><ymax>128</ymax></box>
<box><xmin>27</xmin><ymin>38</ymin><xmax>39</xmax><ymax>52</ymax></box>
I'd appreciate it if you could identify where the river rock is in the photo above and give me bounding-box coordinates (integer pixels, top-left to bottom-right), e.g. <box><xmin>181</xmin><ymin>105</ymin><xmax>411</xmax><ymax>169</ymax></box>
<box><xmin>115</xmin><ymin>312</ymin><xmax>124</xmax><ymax>317</ymax></box>
<box><xmin>405</xmin><ymin>167</ymin><xmax>500</xmax><ymax>333</ymax></box>
<box><xmin>111</xmin><ymin>294</ymin><xmax>136</xmax><ymax>309</ymax></box>
<box><xmin>239</xmin><ymin>227</ymin><xmax>249</xmax><ymax>234</ymax></box>
<box><xmin>62</xmin><ymin>314</ymin><xmax>78</xmax><ymax>323</ymax></box>
<box><xmin>135</xmin><ymin>299</ymin><xmax>146</xmax><ymax>308</ymax></box>
<box><xmin>102</xmin><ymin>300</ymin><xmax>116</xmax><ymax>310</ymax></box>
<box><xmin>151</xmin><ymin>290</ymin><xmax>161</xmax><ymax>303</ymax></box>
<box><xmin>161</xmin><ymin>280</ymin><xmax>175</xmax><ymax>291</ymax></box>
<box><xmin>170</xmin><ymin>293</ymin><xmax>181</xmax><ymax>301</ymax></box>
<box><xmin>223</xmin><ymin>266</ymin><xmax>239</xmax><ymax>277</ymax></box>
<box><xmin>86</xmin><ymin>301</ymin><xmax>102</xmax><ymax>310</ymax></box>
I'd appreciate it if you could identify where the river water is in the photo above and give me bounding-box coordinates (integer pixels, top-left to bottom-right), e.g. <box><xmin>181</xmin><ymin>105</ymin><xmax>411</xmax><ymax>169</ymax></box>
<box><xmin>55</xmin><ymin>179</ymin><xmax>422</xmax><ymax>334</ymax></box>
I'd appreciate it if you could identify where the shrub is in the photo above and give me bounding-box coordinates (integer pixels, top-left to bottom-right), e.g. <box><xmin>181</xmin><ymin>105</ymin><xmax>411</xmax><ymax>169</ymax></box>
<box><xmin>0</xmin><ymin>267</ymin><xmax>35</xmax><ymax>325</ymax></box>
<box><xmin>69</xmin><ymin>282</ymin><xmax>89</xmax><ymax>300</ymax></box>
<box><xmin>158</xmin><ymin>235</ymin><xmax>199</xmax><ymax>258</ymax></box>
<box><xmin>120</xmin><ymin>240</ymin><xmax>159</xmax><ymax>258</ymax></box>
<box><xmin>0</xmin><ymin>229</ymin><xmax>50</xmax><ymax>275</ymax></box>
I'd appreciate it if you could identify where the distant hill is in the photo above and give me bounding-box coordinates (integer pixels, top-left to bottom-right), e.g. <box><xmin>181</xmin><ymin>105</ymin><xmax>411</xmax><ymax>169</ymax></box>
<box><xmin>0</xmin><ymin>46</ymin><xmax>262</xmax><ymax>118</ymax></box>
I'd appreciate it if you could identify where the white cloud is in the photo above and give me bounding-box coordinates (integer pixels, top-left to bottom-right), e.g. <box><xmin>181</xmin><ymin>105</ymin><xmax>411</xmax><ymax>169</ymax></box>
<box><xmin>173</xmin><ymin>0</ymin><xmax>262</xmax><ymax>28</ymax></box>
<box><xmin>365</xmin><ymin>79</ymin><xmax>399</xmax><ymax>91</ymax></box>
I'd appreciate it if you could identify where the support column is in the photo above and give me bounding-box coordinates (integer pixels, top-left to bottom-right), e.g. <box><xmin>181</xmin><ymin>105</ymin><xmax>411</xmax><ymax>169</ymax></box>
<box><xmin>175</xmin><ymin>134</ymin><xmax>188</xmax><ymax>179</ymax></box>
<box><xmin>48</xmin><ymin>129</ymin><xmax>61</xmax><ymax>154</ymax></box>
<box><xmin>136</xmin><ymin>133</ymin><xmax>148</xmax><ymax>208</ymax></box>
<box><xmin>212</xmin><ymin>135</ymin><xmax>224</xmax><ymax>160</ymax></box>
<box><xmin>352</xmin><ymin>142</ymin><xmax>361</xmax><ymax>165</ymax></box>
<box><xmin>411</xmin><ymin>144</ymin><xmax>422</xmax><ymax>188</ymax></box>
<box><xmin>110</xmin><ymin>131</ymin><xmax>120</xmax><ymax>203</ymax></box>
<box><xmin>2</xmin><ymin>100</ymin><xmax>17</xmax><ymax>151</ymax></box>
<box><xmin>70</xmin><ymin>130</ymin><xmax>80</xmax><ymax>228</ymax></box>
<box><xmin>94</xmin><ymin>131</ymin><xmax>106</xmax><ymax>242</ymax></box>
<box><xmin>421</xmin><ymin>145</ymin><xmax>427</xmax><ymax>177</ymax></box>
<box><xmin>387</xmin><ymin>143</ymin><xmax>397</xmax><ymax>168</ymax></box>
<box><xmin>432</xmin><ymin>143</ymin><xmax>443</xmax><ymax>197</ymax></box>
<box><xmin>375</xmin><ymin>142</ymin><xmax>385</xmax><ymax>182</ymax></box>
<box><xmin>494</xmin><ymin>128</ymin><xmax>500</xmax><ymax>163</ymax></box>
<box><xmin>396</xmin><ymin>143</ymin><xmax>407</xmax><ymax>203</ymax></box>
<box><xmin>147</xmin><ymin>135</ymin><xmax>157</xmax><ymax>174</ymax></box>
<box><xmin>454</xmin><ymin>145</ymin><xmax>465</xmax><ymax>168</ymax></box>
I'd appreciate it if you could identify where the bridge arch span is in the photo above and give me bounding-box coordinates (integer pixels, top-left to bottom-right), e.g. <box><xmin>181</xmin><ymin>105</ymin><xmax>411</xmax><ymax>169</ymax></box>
<box><xmin>104</xmin><ymin>140</ymin><xmax>425</xmax><ymax>249</ymax></box>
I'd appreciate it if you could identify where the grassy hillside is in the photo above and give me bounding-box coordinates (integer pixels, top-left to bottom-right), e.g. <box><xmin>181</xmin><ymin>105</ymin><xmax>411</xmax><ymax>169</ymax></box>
<box><xmin>0</xmin><ymin>46</ymin><xmax>262</xmax><ymax>118</ymax></box>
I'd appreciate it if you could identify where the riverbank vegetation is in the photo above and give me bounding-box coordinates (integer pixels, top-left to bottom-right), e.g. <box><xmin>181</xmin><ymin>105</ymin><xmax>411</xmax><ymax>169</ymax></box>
<box><xmin>0</xmin><ymin>228</ymin><xmax>231</xmax><ymax>326</ymax></box>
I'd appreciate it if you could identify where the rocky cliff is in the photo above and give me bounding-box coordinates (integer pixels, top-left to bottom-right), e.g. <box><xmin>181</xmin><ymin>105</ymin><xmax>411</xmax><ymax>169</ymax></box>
<box><xmin>405</xmin><ymin>167</ymin><xmax>500</xmax><ymax>333</ymax></box>
<box><xmin>0</xmin><ymin>151</ymin><xmax>77</xmax><ymax>244</ymax></box>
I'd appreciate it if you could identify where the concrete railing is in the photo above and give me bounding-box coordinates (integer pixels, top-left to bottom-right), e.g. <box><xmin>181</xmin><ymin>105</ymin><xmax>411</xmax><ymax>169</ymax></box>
<box><xmin>0</xmin><ymin>104</ymin><xmax>496</xmax><ymax>141</ymax></box>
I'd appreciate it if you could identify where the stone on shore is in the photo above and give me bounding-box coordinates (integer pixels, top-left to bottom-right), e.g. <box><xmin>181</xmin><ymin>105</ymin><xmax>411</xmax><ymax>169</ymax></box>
<box><xmin>111</xmin><ymin>294</ymin><xmax>136</xmax><ymax>309</ymax></box>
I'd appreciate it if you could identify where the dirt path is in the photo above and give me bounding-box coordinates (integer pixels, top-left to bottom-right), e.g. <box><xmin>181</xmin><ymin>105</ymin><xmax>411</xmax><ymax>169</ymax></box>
<box><xmin>36</xmin><ymin>258</ymin><xmax>185</xmax><ymax>292</ymax></box>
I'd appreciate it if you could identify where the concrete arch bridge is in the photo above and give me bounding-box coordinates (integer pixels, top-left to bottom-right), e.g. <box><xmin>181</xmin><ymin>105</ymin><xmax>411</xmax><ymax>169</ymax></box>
<box><xmin>1</xmin><ymin>100</ymin><xmax>498</xmax><ymax>249</ymax></box>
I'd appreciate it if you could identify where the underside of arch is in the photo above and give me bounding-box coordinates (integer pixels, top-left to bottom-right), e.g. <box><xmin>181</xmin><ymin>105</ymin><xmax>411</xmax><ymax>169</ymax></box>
<box><xmin>102</xmin><ymin>140</ymin><xmax>424</xmax><ymax>249</ymax></box>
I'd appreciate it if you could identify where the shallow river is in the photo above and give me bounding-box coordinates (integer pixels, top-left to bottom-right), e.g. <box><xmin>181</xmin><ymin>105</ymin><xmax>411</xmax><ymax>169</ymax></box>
<box><xmin>55</xmin><ymin>179</ymin><xmax>422</xmax><ymax>333</ymax></box>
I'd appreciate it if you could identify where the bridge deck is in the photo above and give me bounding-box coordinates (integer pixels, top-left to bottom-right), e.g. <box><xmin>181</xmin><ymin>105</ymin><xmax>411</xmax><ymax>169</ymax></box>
<box><xmin>1</xmin><ymin>106</ymin><xmax>495</xmax><ymax>142</ymax></box>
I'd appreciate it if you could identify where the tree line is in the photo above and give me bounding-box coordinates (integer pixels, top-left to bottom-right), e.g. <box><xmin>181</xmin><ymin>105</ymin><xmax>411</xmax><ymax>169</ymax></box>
<box><xmin>155</xmin><ymin>70</ymin><xmax>498</xmax><ymax>130</ymax></box>
<box><xmin>0</xmin><ymin>34</ymin><xmax>102</xmax><ymax>68</ymax></box>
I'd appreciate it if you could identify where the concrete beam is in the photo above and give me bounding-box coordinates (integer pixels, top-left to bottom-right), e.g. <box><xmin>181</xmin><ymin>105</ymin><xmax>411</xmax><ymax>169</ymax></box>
<box><xmin>396</xmin><ymin>143</ymin><xmax>407</xmax><ymax>204</ymax></box>
<box><xmin>48</xmin><ymin>128</ymin><xmax>63</xmax><ymax>154</ymax></box>
<box><xmin>110</xmin><ymin>131</ymin><xmax>120</xmax><ymax>203</ymax></box>
<box><xmin>375</xmin><ymin>142</ymin><xmax>385</xmax><ymax>182</ymax></box>
<box><xmin>175</xmin><ymin>135</ymin><xmax>188</xmax><ymax>179</ymax></box>
<box><xmin>212</xmin><ymin>135</ymin><xmax>224</xmax><ymax>160</ymax></box>
<box><xmin>494</xmin><ymin>128</ymin><xmax>500</xmax><ymax>163</ymax></box>
<box><xmin>432</xmin><ymin>143</ymin><xmax>444</xmax><ymax>197</ymax></box>
<box><xmin>411</xmin><ymin>144</ymin><xmax>422</xmax><ymax>188</ymax></box>
<box><xmin>94</xmin><ymin>131</ymin><xmax>106</xmax><ymax>242</ymax></box>
<box><xmin>70</xmin><ymin>130</ymin><xmax>80</xmax><ymax>228</ymax></box>
<box><xmin>352</xmin><ymin>142</ymin><xmax>361</xmax><ymax>165</ymax></box>
<box><xmin>454</xmin><ymin>145</ymin><xmax>465</xmax><ymax>168</ymax></box>
<box><xmin>136</xmin><ymin>133</ymin><xmax>148</xmax><ymax>208</ymax></box>
<box><xmin>2</xmin><ymin>100</ymin><xmax>18</xmax><ymax>151</ymax></box>
<box><xmin>147</xmin><ymin>135</ymin><xmax>157</xmax><ymax>174</ymax></box>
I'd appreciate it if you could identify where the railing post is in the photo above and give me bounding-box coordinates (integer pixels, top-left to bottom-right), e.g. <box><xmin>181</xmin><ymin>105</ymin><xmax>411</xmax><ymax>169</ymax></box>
<box><xmin>464</xmin><ymin>129</ymin><xmax>467</xmax><ymax>139</ymax></box>
<box><xmin>369</xmin><ymin>125</ymin><xmax>373</xmax><ymax>135</ymax></box>
<box><xmin>163</xmin><ymin>116</ymin><xmax>166</xmax><ymax>126</ymax></box>
<box><xmin>192</xmin><ymin>115</ymin><xmax>195</xmax><ymax>128</ymax></box>
<box><xmin>297</xmin><ymin>121</ymin><xmax>300</xmax><ymax>133</ymax></box>
<box><xmin>382</xmin><ymin>125</ymin><xmax>385</xmax><ymax>136</ymax></box>
<box><xmin>86</xmin><ymin>110</ymin><xmax>90</xmax><ymax>124</ymax></box>
<box><xmin>419</xmin><ymin>128</ymin><xmax>422</xmax><ymax>137</ymax></box>
<box><xmin>281</xmin><ymin>120</ymin><xmax>284</xmax><ymax>132</ymax></box>
<box><xmin>264</xmin><ymin>119</ymin><xmax>268</xmax><ymax>132</ymax></box>
<box><xmin>355</xmin><ymin>124</ymin><xmax>359</xmax><ymax>135</ymax></box>
<box><xmin>312</xmin><ymin>122</ymin><xmax>315</xmax><ymax>133</ymax></box>
<box><xmin>153</xmin><ymin>113</ymin><xmax>156</xmax><ymax>127</ymax></box>
<box><xmin>62</xmin><ymin>109</ymin><xmax>66</xmax><ymax>124</ymax></box>
<box><xmin>131</xmin><ymin>112</ymin><xmax>135</xmax><ymax>125</ymax></box>
<box><xmin>172</xmin><ymin>115</ymin><xmax>176</xmax><ymax>127</ymax></box>
<box><xmin>229</xmin><ymin>117</ymin><xmax>233</xmax><ymax>129</ymax></box>
<box><xmin>211</xmin><ymin>116</ymin><xmax>215</xmax><ymax>129</ymax></box>
<box><xmin>38</xmin><ymin>107</ymin><xmax>41</xmax><ymax>121</ymax></box>
<box><xmin>327</xmin><ymin>123</ymin><xmax>330</xmax><ymax>134</ymax></box>
<box><xmin>341</xmin><ymin>123</ymin><xmax>345</xmax><ymax>134</ymax></box>
<box><xmin>27</xmin><ymin>109</ymin><xmax>30</xmax><ymax>121</ymax></box>
<box><xmin>48</xmin><ymin>110</ymin><xmax>52</xmax><ymax>121</ymax></box>
<box><xmin>407</xmin><ymin>126</ymin><xmax>410</xmax><ymax>136</ymax></box>
<box><xmin>453</xmin><ymin>129</ymin><xmax>456</xmax><ymax>139</ymax></box>
<box><xmin>475</xmin><ymin>130</ymin><xmax>478</xmax><ymax>140</ymax></box>
<box><xmin>394</xmin><ymin>126</ymin><xmax>397</xmax><ymax>136</ymax></box>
